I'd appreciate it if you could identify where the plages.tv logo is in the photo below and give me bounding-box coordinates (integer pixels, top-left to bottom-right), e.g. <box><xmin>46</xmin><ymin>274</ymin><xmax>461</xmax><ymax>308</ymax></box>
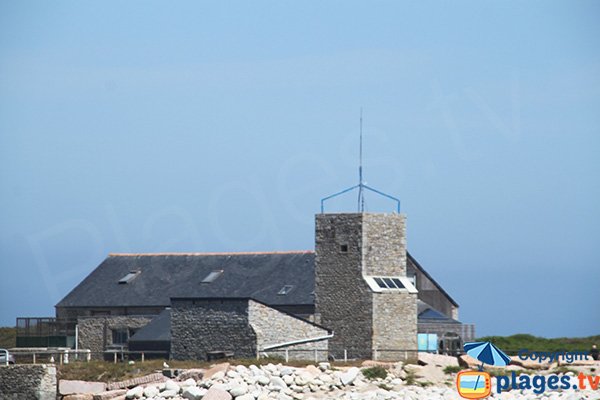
<box><xmin>456</xmin><ymin>341</ymin><xmax>511</xmax><ymax>399</ymax></box>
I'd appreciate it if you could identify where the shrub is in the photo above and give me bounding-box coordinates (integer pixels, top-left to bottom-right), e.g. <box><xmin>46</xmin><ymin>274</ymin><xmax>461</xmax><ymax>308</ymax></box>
<box><xmin>362</xmin><ymin>366</ymin><xmax>388</xmax><ymax>380</ymax></box>
<box><xmin>443</xmin><ymin>365</ymin><xmax>461</xmax><ymax>374</ymax></box>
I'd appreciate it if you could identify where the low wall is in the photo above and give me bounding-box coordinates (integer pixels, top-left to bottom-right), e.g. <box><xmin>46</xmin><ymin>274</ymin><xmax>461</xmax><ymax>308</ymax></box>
<box><xmin>0</xmin><ymin>364</ymin><xmax>56</xmax><ymax>400</ymax></box>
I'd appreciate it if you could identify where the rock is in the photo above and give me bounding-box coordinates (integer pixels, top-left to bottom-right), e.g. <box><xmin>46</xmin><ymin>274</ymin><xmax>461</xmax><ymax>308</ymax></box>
<box><xmin>142</xmin><ymin>386</ymin><xmax>159</xmax><ymax>398</ymax></box>
<box><xmin>270</xmin><ymin>376</ymin><xmax>288</xmax><ymax>391</ymax></box>
<box><xmin>318</xmin><ymin>362</ymin><xmax>330</xmax><ymax>371</ymax></box>
<box><xmin>178</xmin><ymin>369</ymin><xmax>205</xmax><ymax>382</ymax></box>
<box><xmin>257</xmin><ymin>376</ymin><xmax>270</xmax><ymax>385</ymax></box>
<box><xmin>125</xmin><ymin>386</ymin><xmax>143</xmax><ymax>399</ymax></box>
<box><xmin>160</xmin><ymin>389</ymin><xmax>180</xmax><ymax>398</ymax></box>
<box><xmin>203</xmin><ymin>386</ymin><xmax>233</xmax><ymax>400</ymax></box>
<box><xmin>510</xmin><ymin>356</ymin><xmax>550</xmax><ymax>370</ymax></box>
<box><xmin>60</xmin><ymin>380</ymin><xmax>107</xmax><ymax>395</ymax></box>
<box><xmin>418</xmin><ymin>353</ymin><xmax>459</xmax><ymax>368</ymax></box>
<box><xmin>281</xmin><ymin>367</ymin><xmax>295</xmax><ymax>376</ymax></box>
<box><xmin>180</xmin><ymin>378</ymin><xmax>197</xmax><ymax>388</ymax></box>
<box><xmin>458</xmin><ymin>355</ymin><xmax>481</xmax><ymax>370</ymax></box>
<box><xmin>283</xmin><ymin>375</ymin><xmax>294</xmax><ymax>385</ymax></box>
<box><xmin>340</xmin><ymin>367</ymin><xmax>360</xmax><ymax>385</ymax></box>
<box><xmin>164</xmin><ymin>379</ymin><xmax>181</xmax><ymax>392</ymax></box>
<box><xmin>204</xmin><ymin>363</ymin><xmax>231</xmax><ymax>380</ymax></box>
<box><xmin>63</xmin><ymin>395</ymin><xmax>94</xmax><ymax>400</ymax></box>
<box><xmin>93</xmin><ymin>389</ymin><xmax>127</xmax><ymax>400</ymax></box>
<box><xmin>182</xmin><ymin>386</ymin><xmax>207</xmax><ymax>400</ymax></box>
<box><xmin>229</xmin><ymin>383</ymin><xmax>248</xmax><ymax>397</ymax></box>
<box><xmin>236</xmin><ymin>395</ymin><xmax>255</xmax><ymax>400</ymax></box>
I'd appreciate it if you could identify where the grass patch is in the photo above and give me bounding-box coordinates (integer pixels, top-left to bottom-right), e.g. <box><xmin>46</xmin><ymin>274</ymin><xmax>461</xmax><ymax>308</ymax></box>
<box><xmin>404</xmin><ymin>370</ymin><xmax>416</xmax><ymax>386</ymax></box>
<box><xmin>362</xmin><ymin>366</ymin><xmax>388</xmax><ymax>380</ymax></box>
<box><xmin>417</xmin><ymin>381</ymin><xmax>433</xmax><ymax>387</ymax></box>
<box><xmin>476</xmin><ymin>334</ymin><xmax>600</xmax><ymax>354</ymax></box>
<box><xmin>0</xmin><ymin>327</ymin><xmax>16</xmax><ymax>349</ymax></box>
<box><xmin>378</xmin><ymin>383</ymin><xmax>392</xmax><ymax>391</ymax></box>
<box><xmin>443</xmin><ymin>365</ymin><xmax>461</xmax><ymax>374</ymax></box>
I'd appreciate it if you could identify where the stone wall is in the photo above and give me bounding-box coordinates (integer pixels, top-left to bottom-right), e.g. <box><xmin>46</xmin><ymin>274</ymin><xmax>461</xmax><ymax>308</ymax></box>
<box><xmin>372</xmin><ymin>292</ymin><xmax>417</xmax><ymax>361</ymax></box>
<box><xmin>249</xmin><ymin>300</ymin><xmax>329</xmax><ymax>361</ymax></box>
<box><xmin>315</xmin><ymin>213</ymin><xmax>374</xmax><ymax>360</ymax></box>
<box><xmin>170</xmin><ymin>299</ymin><xmax>257</xmax><ymax>360</ymax></box>
<box><xmin>0</xmin><ymin>364</ymin><xmax>56</xmax><ymax>400</ymax></box>
<box><xmin>362</xmin><ymin>213</ymin><xmax>407</xmax><ymax>276</ymax></box>
<box><xmin>77</xmin><ymin>315</ymin><xmax>154</xmax><ymax>358</ymax></box>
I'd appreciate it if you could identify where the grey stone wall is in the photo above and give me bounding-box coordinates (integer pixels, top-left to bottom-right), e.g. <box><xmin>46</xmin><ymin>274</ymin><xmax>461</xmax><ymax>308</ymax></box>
<box><xmin>315</xmin><ymin>213</ymin><xmax>374</xmax><ymax>360</ymax></box>
<box><xmin>315</xmin><ymin>212</ymin><xmax>416</xmax><ymax>361</ymax></box>
<box><xmin>372</xmin><ymin>292</ymin><xmax>417</xmax><ymax>361</ymax></box>
<box><xmin>0</xmin><ymin>364</ymin><xmax>56</xmax><ymax>400</ymax></box>
<box><xmin>170</xmin><ymin>299</ymin><xmax>257</xmax><ymax>360</ymax></box>
<box><xmin>77</xmin><ymin>315</ymin><xmax>154</xmax><ymax>358</ymax></box>
<box><xmin>248</xmin><ymin>300</ymin><xmax>329</xmax><ymax>361</ymax></box>
<box><xmin>362</xmin><ymin>213</ymin><xmax>407</xmax><ymax>276</ymax></box>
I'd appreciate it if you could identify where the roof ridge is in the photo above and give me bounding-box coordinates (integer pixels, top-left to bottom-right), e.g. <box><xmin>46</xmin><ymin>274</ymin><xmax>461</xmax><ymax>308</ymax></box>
<box><xmin>109</xmin><ymin>250</ymin><xmax>315</xmax><ymax>257</ymax></box>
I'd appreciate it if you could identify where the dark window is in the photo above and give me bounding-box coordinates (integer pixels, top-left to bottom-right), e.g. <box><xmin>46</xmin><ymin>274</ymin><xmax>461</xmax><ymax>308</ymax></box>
<box><xmin>112</xmin><ymin>329</ymin><xmax>129</xmax><ymax>345</ymax></box>
<box><xmin>391</xmin><ymin>278</ymin><xmax>405</xmax><ymax>289</ymax></box>
<box><xmin>383</xmin><ymin>278</ymin><xmax>396</xmax><ymax>288</ymax></box>
<box><xmin>374</xmin><ymin>277</ymin><xmax>387</xmax><ymax>289</ymax></box>
<box><xmin>340</xmin><ymin>244</ymin><xmax>348</xmax><ymax>253</ymax></box>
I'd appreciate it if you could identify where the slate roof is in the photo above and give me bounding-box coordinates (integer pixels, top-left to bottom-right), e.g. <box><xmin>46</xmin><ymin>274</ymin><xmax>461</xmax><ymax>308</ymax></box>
<box><xmin>417</xmin><ymin>300</ymin><xmax>461</xmax><ymax>324</ymax></box>
<box><xmin>129</xmin><ymin>308</ymin><xmax>171</xmax><ymax>342</ymax></box>
<box><xmin>407</xmin><ymin>253</ymin><xmax>459</xmax><ymax>307</ymax></box>
<box><xmin>56</xmin><ymin>251</ymin><xmax>316</xmax><ymax>309</ymax></box>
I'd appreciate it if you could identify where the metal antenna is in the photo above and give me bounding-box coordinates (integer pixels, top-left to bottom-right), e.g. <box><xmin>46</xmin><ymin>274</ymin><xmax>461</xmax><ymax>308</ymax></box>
<box><xmin>320</xmin><ymin>110</ymin><xmax>401</xmax><ymax>214</ymax></box>
<box><xmin>358</xmin><ymin>108</ymin><xmax>365</xmax><ymax>212</ymax></box>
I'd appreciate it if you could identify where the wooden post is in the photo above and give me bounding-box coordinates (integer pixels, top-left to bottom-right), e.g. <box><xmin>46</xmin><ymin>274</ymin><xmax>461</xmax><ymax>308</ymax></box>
<box><xmin>285</xmin><ymin>349</ymin><xmax>289</xmax><ymax>363</ymax></box>
<box><xmin>113</xmin><ymin>353</ymin><xmax>117</xmax><ymax>364</ymax></box>
<box><xmin>32</xmin><ymin>353</ymin><xmax>36</xmax><ymax>364</ymax></box>
<box><xmin>141</xmin><ymin>352</ymin><xmax>145</xmax><ymax>363</ymax></box>
<box><xmin>344</xmin><ymin>349</ymin><xmax>347</xmax><ymax>362</ymax></box>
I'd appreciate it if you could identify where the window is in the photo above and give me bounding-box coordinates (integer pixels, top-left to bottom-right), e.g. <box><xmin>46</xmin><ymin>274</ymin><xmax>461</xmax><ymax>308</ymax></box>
<box><xmin>201</xmin><ymin>270</ymin><xmax>223</xmax><ymax>283</ymax></box>
<box><xmin>118</xmin><ymin>271</ymin><xmax>140</xmax><ymax>284</ymax></box>
<box><xmin>340</xmin><ymin>244</ymin><xmax>348</xmax><ymax>252</ymax></box>
<box><xmin>365</xmin><ymin>275</ymin><xmax>417</xmax><ymax>293</ymax></box>
<box><xmin>278</xmin><ymin>285</ymin><xmax>294</xmax><ymax>295</ymax></box>
<box><xmin>112</xmin><ymin>329</ymin><xmax>129</xmax><ymax>344</ymax></box>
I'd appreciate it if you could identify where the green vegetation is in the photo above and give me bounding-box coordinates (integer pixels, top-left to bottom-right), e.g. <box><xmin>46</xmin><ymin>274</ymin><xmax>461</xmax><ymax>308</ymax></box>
<box><xmin>404</xmin><ymin>370</ymin><xmax>416</xmax><ymax>385</ymax></box>
<box><xmin>475</xmin><ymin>334</ymin><xmax>600</xmax><ymax>353</ymax></box>
<box><xmin>378</xmin><ymin>383</ymin><xmax>392</xmax><ymax>391</ymax></box>
<box><xmin>361</xmin><ymin>366</ymin><xmax>388</xmax><ymax>380</ymax></box>
<box><xmin>443</xmin><ymin>365</ymin><xmax>461</xmax><ymax>374</ymax></box>
<box><xmin>0</xmin><ymin>327</ymin><xmax>16</xmax><ymax>349</ymax></box>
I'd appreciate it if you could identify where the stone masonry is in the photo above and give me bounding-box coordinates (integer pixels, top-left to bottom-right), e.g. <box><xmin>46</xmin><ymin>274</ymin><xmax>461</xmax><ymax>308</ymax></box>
<box><xmin>0</xmin><ymin>364</ymin><xmax>56</xmax><ymax>400</ymax></box>
<box><xmin>315</xmin><ymin>213</ymin><xmax>417</xmax><ymax>361</ymax></box>
<box><xmin>171</xmin><ymin>298</ymin><xmax>330</xmax><ymax>361</ymax></box>
<box><xmin>77</xmin><ymin>315</ymin><xmax>154</xmax><ymax>358</ymax></box>
<box><xmin>248</xmin><ymin>299</ymin><xmax>329</xmax><ymax>360</ymax></box>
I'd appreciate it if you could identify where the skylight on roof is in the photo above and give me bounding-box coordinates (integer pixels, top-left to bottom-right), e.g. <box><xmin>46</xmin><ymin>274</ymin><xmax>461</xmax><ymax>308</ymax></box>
<box><xmin>118</xmin><ymin>271</ymin><xmax>140</xmax><ymax>284</ymax></box>
<box><xmin>201</xmin><ymin>270</ymin><xmax>223</xmax><ymax>283</ymax></box>
<box><xmin>278</xmin><ymin>285</ymin><xmax>294</xmax><ymax>295</ymax></box>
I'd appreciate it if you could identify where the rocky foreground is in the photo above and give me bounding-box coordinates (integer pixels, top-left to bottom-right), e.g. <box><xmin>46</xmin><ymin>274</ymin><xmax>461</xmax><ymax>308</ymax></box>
<box><xmin>60</xmin><ymin>354</ymin><xmax>600</xmax><ymax>400</ymax></box>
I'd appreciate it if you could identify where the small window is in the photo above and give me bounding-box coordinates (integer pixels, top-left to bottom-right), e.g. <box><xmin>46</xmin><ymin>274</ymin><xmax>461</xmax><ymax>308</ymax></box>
<box><xmin>278</xmin><ymin>285</ymin><xmax>294</xmax><ymax>295</ymax></box>
<box><xmin>391</xmin><ymin>278</ymin><xmax>405</xmax><ymax>289</ymax></box>
<box><xmin>201</xmin><ymin>270</ymin><xmax>223</xmax><ymax>283</ymax></box>
<box><xmin>340</xmin><ymin>244</ymin><xmax>348</xmax><ymax>252</ymax></box>
<box><xmin>112</xmin><ymin>329</ymin><xmax>129</xmax><ymax>344</ymax></box>
<box><xmin>374</xmin><ymin>277</ymin><xmax>387</xmax><ymax>289</ymax></box>
<box><xmin>383</xmin><ymin>278</ymin><xmax>396</xmax><ymax>288</ymax></box>
<box><xmin>118</xmin><ymin>271</ymin><xmax>140</xmax><ymax>284</ymax></box>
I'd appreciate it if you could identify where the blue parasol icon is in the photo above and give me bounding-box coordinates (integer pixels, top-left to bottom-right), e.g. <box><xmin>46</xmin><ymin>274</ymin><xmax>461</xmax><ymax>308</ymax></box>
<box><xmin>464</xmin><ymin>341</ymin><xmax>511</xmax><ymax>370</ymax></box>
<box><xmin>463</xmin><ymin>341</ymin><xmax>512</xmax><ymax>393</ymax></box>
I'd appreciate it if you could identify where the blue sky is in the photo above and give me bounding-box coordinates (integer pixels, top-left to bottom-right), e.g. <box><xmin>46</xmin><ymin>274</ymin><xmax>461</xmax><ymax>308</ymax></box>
<box><xmin>1</xmin><ymin>1</ymin><xmax>598</xmax><ymax>338</ymax></box>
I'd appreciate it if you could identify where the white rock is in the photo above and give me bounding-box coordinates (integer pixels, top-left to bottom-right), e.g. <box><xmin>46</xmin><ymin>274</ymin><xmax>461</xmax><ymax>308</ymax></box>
<box><xmin>283</xmin><ymin>375</ymin><xmax>294</xmax><ymax>385</ymax></box>
<box><xmin>126</xmin><ymin>386</ymin><xmax>143</xmax><ymax>399</ymax></box>
<box><xmin>143</xmin><ymin>385</ymin><xmax>160</xmax><ymax>398</ymax></box>
<box><xmin>229</xmin><ymin>383</ymin><xmax>248</xmax><ymax>397</ymax></box>
<box><xmin>181</xmin><ymin>378</ymin><xmax>197</xmax><ymax>388</ymax></box>
<box><xmin>161</xmin><ymin>388</ymin><xmax>180</xmax><ymax>398</ymax></box>
<box><xmin>270</xmin><ymin>376</ymin><xmax>288</xmax><ymax>391</ymax></box>
<box><xmin>318</xmin><ymin>362</ymin><xmax>331</xmax><ymax>371</ymax></box>
<box><xmin>340</xmin><ymin>368</ymin><xmax>360</xmax><ymax>386</ymax></box>
<box><xmin>164</xmin><ymin>379</ymin><xmax>181</xmax><ymax>393</ymax></box>
<box><xmin>182</xmin><ymin>386</ymin><xmax>207</xmax><ymax>400</ymax></box>
<box><xmin>257</xmin><ymin>376</ymin><xmax>270</xmax><ymax>385</ymax></box>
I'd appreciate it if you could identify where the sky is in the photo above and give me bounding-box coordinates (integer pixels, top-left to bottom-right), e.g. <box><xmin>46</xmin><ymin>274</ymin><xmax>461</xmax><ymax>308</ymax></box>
<box><xmin>0</xmin><ymin>1</ymin><xmax>598</xmax><ymax>338</ymax></box>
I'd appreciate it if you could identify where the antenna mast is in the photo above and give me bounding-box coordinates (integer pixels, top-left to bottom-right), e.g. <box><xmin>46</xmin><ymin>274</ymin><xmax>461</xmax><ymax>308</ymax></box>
<box><xmin>358</xmin><ymin>108</ymin><xmax>365</xmax><ymax>212</ymax></box>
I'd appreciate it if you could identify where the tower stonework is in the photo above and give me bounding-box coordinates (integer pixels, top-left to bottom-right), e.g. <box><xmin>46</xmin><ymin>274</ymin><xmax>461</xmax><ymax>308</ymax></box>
<box><xmin>315</xmin><ymin>212</ymin><xmax>417</xmax><ymax>361</ymax></box>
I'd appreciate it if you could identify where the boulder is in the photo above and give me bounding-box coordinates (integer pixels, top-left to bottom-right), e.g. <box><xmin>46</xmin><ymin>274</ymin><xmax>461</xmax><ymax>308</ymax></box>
<box><xmin>125</xmin><ymin>386</ymin><xmax>143</xmax><ymax>399</ymax></box>
<box><xmin>160</xmin><ymin>389</ymin><xmax>180</xmax><ymax>398</ymax></box>
<box><xmin>229</xmin><ymin>383</ymin><xmax>248</xmax><ymax>397</ymax></box>
<box><xmin>63</xmin><ymin>396</ymin><xmax>94</xmax><ymax>400</ymax></box>
<box><xmin>510</xmin><ymin>356</ymin><xmax>549</xmax><ymax>370</ymax></box>
<box><xmin>182</xmin><ymin>386</ymin><xmax>207</xmax><ymax>400</ymax></box>
<box><xmin>164</xmin><ymin>379</ymin><xmax>181</xmax><ymax>392</ymax></box>
<box><xmin>458</xmin><ymin>354</ymin><xmax>481</xmax><ymax>370</ymax></box>
<box><xmin>93</xmin><ymin>389</ymin><xmax>127</xmax><ymax>400</ymax></box>
<box><xmin>203</xmin><ymin>386</ymin><xmax>233</xmax><ymax>400</ymax></box>
<box><xmin>270</xmin><ymin>376</ymin><xmax>288</xmax><ymax>391</ymax></box>
<box><xmin>60</xmin><ymin>380</ymin><xmax>107</xmax><ymax>395</ymax></box>
<box><xmin>177</xmin><ymin>369</ymin><xmax>205</xmax><ymax>382</ymax></box>
<box><xmin>339</xmin><ymin>367</ymin><xmax>360</xmax><ymax>386</ymax></box>
<box><xmin>418</xmin><ymin>353</ymin><xmax>459</xmax><ymax>368</ymax></box>
<box><xmin>142</xmin><ymin>386</ymin><xmax>159</xmax><ymax>398</ymax></box>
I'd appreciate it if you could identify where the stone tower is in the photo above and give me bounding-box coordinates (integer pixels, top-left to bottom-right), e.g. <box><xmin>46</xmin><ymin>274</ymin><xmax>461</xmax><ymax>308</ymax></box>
<box><xmin>315</xmin><ymin>212</ymin><xmax>417</xmax><ymax>361</ymax></box>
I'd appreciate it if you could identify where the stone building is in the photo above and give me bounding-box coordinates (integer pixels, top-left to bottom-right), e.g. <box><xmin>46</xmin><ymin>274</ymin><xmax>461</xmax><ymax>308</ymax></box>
<box><xmin>19</xmin><ymin>211</ymin><xmax>474</xmax><ymax>361</ymax></box>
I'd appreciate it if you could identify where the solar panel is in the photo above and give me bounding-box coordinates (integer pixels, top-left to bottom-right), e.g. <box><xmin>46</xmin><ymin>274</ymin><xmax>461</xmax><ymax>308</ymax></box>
<box><xmin>201</xmin><ymin>270</ymin><xmax>223</xmax><ymax>283</ymax></box>
<box><xmin>118</xmin><ymin>271</ymin><xmax>139</xmax><ymax>284</ymax></box>
<box><xmin>391</xmin><ymin>278</ymin><xmax>405</xmax><ymax>289</ymax></box>
<box><xmin>278</xmin><ymin>285</ymin><xmax>294</xmax><ymax>295</ymax></box>
<box><xmin>374</xmin><ymin>277</ymin><xmax>387</xmax><ymax>289</ymax></box>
